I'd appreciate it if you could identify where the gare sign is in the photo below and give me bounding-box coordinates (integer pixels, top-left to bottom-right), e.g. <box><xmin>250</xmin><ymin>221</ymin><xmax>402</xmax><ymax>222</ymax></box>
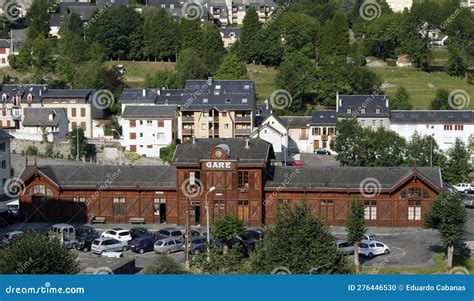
<box><xmin>201</xmin><ymin>160</ymin><xmax>236</xmax><ymax>170</ymax></box>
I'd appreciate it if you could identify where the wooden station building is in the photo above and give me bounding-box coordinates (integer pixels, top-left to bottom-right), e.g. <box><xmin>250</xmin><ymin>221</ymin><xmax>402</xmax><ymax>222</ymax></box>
<box><xmin>18</xmin><ymin>138</ymin><xmax>443</xmax><ymax>227</ymax></box>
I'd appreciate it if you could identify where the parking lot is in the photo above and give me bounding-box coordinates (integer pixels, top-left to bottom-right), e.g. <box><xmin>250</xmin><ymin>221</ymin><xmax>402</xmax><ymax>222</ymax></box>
<box><xmin>1</xmin><ymin>207</ymin><xmax>473</xmax><ymax>273</ymax></box>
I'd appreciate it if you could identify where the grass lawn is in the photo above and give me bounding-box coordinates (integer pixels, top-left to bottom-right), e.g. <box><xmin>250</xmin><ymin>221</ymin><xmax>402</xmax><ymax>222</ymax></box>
<box><xmin>246</xmin><ymin>64</ymin><xmax>278</xmax><ymax>102</ymax></box>
<box><xmin>371</xmin><ymin>66</ymin><xmax>474</xmax><ymax>109</ymax></box>
<box><xmin>103</xmin><ymin>60</ymin><xmax>175</xmax><ymax>88</ymax></box>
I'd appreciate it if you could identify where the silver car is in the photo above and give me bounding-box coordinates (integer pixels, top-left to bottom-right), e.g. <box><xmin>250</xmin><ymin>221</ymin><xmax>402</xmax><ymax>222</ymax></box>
<box><xmin>337</xmin><ymin>240</ymin><xmax>355</xmax><ymax>255</ymax></box>
<box><xmin>91</xmin><ymin>238</ymin><xmax>128</xmax><ymax>255</ymax></box>
<box><xmin>2</xmin><ymin>231</ymin><xmax>24</xmax><ymax>246</ymax></box>
<box><xmin>154</xmin><ymin>238</ymin><xmax>183</xmax><ymax>255</ymax></box>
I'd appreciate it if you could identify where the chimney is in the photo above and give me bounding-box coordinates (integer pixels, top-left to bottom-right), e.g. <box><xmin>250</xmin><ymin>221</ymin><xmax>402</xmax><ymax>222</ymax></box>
<box><xmin>336</xmin><ymin>91</ymin><xmax>340</xmax><ymax>112</ymax></box>
<box><xmin>192</xmin><ymin>136</ymin><xmax>196</xmax><ymax>144</ymax></box>
<box><xmin>245</xmin><ymin>138</ymin><xmax>250</xmax><ymax>149</ymax></box>
<box><xmin>385</xmin><ymin>95</ymin><xmax>389</xmax><ymax>109</ymax></box>
<box><xmin>207</xmin><ymin>77</ymin><xmax>213</xmax><ymax>86</ymax></box>
<box><xmin>265</xmin><ymin>99</ymin><xmax>269</xmax><ymax>110</ymax></box>
<box><xmin>142</xmin><ymin>89</ymin><xmax>146</xmax><ymax>97</ymax></box>
<box><xmin>157</xmin><ymin>89</ymin><xmax>161</xmax><ymax>96</ymax></box>
<box><xmin>39</xmin><ymin>89</ymin><xmax>42</xmax><ymax>96</ymax></box>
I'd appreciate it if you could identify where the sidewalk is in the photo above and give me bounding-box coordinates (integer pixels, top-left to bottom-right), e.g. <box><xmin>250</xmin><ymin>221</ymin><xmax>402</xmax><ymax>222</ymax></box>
<box><xmin>330</xmin><ymin>226</ymin><xmax>435</xmax><ymax>236</ymax></box>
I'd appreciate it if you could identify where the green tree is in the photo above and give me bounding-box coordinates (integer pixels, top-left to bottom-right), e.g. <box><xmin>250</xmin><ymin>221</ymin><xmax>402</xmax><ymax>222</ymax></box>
<box><xmin>251</xmin><ymin>203</ymin><xmax>353</xmax><ymax>274</ymax></box>
<box><xmin>319</xmin><ymin>11</ymin><xmax>349</xmax><ymax>64</ymax></box>
<box><xmin>443</xmin><ymin>138</ymin><xmax>471</xmax><ymax>184</ymax></box>
<box><xmin>215</xmin><ymin>53</ymin><xmax>248</xmax><ymax>80</ymax></box>
<box><xmin>424</xmin><ymin>191</ymin><xmax>466</xmax><ymax>269</ymax></box>
<box><xmin>447</xmin><ymin>45</ymin><xmax>469</xmax><ymax>79</ymax></box>
<box><xmin>191</xmin><ymin>246</ymin><xmax>246</xmax><ymax>274</ymax></box>
<box><xmin>211</xmin><ymin>215</ymin><xmax>246</xmax><ymax>242</ymax></box>
<box><xmin>0</xmin><ymin>234</ymin><xmax>79</xmax><ymax>274</ymax></box>
<box><xmin>331</xmin><ymin>119</ymin><xmax>368</xmax><ymax>166</ymax></box>
<box><xmin>234</xmin><ymin>8</ymin><xmax>261</xmax><ymax>63</ymax></box>
<box><xmin>178</xmin><ymin>18</ymin><xmax>204</xmax><ymax>52</ymax></box>
<box><xmin>143</xmin><ymin>8</ymin><xmax>179</xmax><ymax>60</ymax></box>
<box><xmin>363</xmin><ymin>13</ymin><xmax>403</xmax><ymax>60</ymax></box>
<box><xmin>278</xmin><ymin>12</ymin><xmax>320</xmax><ymax>59</ymax></box>
<box><xmin>430</xmin><ymin>88</ymin><xmax>450</xmax><ymax>110</ymax></box>
<box><xmin>176</xmin><ymin>48</ymin><xmax>210</xmax><ymax>84</ymax></box>
<box><xmin>144</xmin><ymin>255</ymin><xmax>186</xmax><ymax>274</ymax></box>
<box><xmin>391</xmin><ymin>86</ymin><xmax>412</xmax><ymax>110</ymax></box>
<box><xmin>69</xmin><ymin>127</ymin><xmax>87</xmax><ymax>161</ymax></box>
<box><xmin>346</xmin><ymin>199</ymin><xmax>366</xmax><ymax>273</ymax></box>
<box><xmin>26</xmin><ymin>0</ymin><xmax>53</xmax><ymax>39</ymax></box>
<box><xmin>365</xmin><ymin>127</ymin><xmax>406</xmax><ymax>167</ymax></box>
<box><xmin>199</xmin><ymin>22</ymin><xmax>225</xmax><ymax>73</ymax></box>
<box><xmin>159</xmin><ymin>142</ymin><xmax>176</xmax><ymax>163</ymax></box>
<box><xmin>405</xmin><ymin>132</ymin><xmax>445</xmax><ymax>167</ymax></box>
<box><xmin>256</xmin><ymin>23</ymin><xmax>284</xmax><ymax>66</ymax></box>
<box><xmin>60</xmin><ymin>12</ymin><xmax>83</xmax><ymax>36</ymax></box>
<box><xmin>145</xmin><ymin>70</ymin><xmax>181</xmax><ymax>89</ymax></box>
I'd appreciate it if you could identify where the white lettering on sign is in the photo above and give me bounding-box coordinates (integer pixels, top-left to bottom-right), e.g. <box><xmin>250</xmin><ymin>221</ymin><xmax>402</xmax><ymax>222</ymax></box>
<box><xmin>205</xmin><ymin>161</ymin><xmax>232</xmax><ymax>169</ymax></box>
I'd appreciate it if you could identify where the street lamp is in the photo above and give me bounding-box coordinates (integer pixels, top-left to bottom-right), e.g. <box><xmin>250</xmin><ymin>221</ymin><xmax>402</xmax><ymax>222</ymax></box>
<box><xmin>205</xmin><ymin>186</ymin><xmax>216</xmax><ymax>247</ymax></box>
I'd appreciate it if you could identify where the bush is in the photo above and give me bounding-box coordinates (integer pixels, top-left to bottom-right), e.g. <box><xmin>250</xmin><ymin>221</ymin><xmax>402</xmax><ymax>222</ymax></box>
<box><xmin>124</xmin><ymin>151</ymin><xmax>141</xmax><ymax>161</ymax></box>
<box><xmin>25</xmin><ymin>146</ymin><xmax>38</xmax><ymax>156</ymax></box>
<box><xmin>143</xmin><ymin>255</ymin><xmax>186</xmax><ymax>274</ymax></box>
<box><xmin>211</xmin><ymin>215</ymin><xmax>246</xmax><ymax>242</ymax></box>
<box><xmin>0</xmin><ymin>234</ymin><xmax>79</xmax><ymax>274</ymax></box>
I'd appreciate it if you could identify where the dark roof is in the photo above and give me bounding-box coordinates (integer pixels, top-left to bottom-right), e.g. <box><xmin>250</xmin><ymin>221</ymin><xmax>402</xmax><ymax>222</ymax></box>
<box><xmin>173</xmin><ymin>138</ymin><xmax>273</xmax><ymax>165</ymax></box>
<box><xmin>156</xmin><ymin>89</ymin><xmax>190</xmax><ymax>105</ymax></box>
<box><xmin>122</xmin><ymin>105</ymin><xmax>178</xmax><ymax>119</ymax></box>
<box><xmin>0</xmin><ymin>39</ymin><xmax>10</xmax><ymax>48</ymax></box>
<box><xmin>96</xmin><ymin>0</ymin><xmax>128</xmax><ymax>5</ymax></box>
<box><xmin>220</xmin><ymin>28</ymin><xmax>241</xmax><ymax>38</ymax></box>
<box><xmin>1</xmin><ymin>84</ymin><xmax>48</xmax><ymax>104</ymax></box>
<box><xmin>20</xmin><ymin>165</ymin><xmax>176</xmax><ymax>189</ymax></box>
<box><xmin>265</xmin><ymin>166</ymin><xmax>442</xmax><ymax>191</ymax></box>
<box><xmin>42</xmin><ymin>89</ymin><xmax>93</xmax><ymax>99</ymax></box>
<box><xmin>279</xmin><ymin>116</ymin><xmax>311</xmax><ymax>128</ymax></box>
<box><xmin>49</xmin><ymin>13</ymin><xmax>63</xmax><ymax>27</ymax></box>
<box><xmin>0</xmin><ymin>128</ymin><xmax>12</xmax><ymax>140</ymax></box>
<box><xmin>311</xmin><ymin>110</ymin><xmax>337</xmax><ymax>126</ymax></box>
<box><xmin>22</xmin><ymin>108</ymin><xmax>67</xmax><ymax>127</ymax></box>
<box><xmin>182</xmin><ymin>79</ymin><xmax>256</xmax><ymax>111</ymax></box>
<box><xmin>119</xmin><ymin>89</ymin><xmax>158</xmax><ymax>104</ymax></box>
<box><xmin>391</xmin><ymin>110</ymin><xmax>474</xmax><ymax>124</ymax></box>
<box><xmin>337</xmin><ymin>95</ymin><xmax>390</xmax><ymax>117</ymax></box>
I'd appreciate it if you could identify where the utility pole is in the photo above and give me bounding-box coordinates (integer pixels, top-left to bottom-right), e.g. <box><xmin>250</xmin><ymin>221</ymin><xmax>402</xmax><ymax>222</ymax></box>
<box><xmin>76</xmin><ymin>127</ymin><xmax>80</xmax><ymax>161</ymax></box>
<box><xmin>184</xmin><ymin>196</ymin><xmax>190</xmax><ymax>269</ymax></box>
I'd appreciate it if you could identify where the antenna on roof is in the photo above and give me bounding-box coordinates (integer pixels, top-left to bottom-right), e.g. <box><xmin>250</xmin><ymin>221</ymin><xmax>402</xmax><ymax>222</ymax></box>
<box><xmin>34</xmin><ymin>156</ymin><xmax>37</xmax><ymax>166</ymax></box>
<box><xmin>245</xmin><ymin>138</ymin><xmax>250</xmax><ymax>149</ymax></box>
<box><xmin>25</xmin><ymin>156</ymin><xmax>28</xmax><ymax>166</ymax></box>
<box><xmin>192</xmin><ymin>136</ymin><xmax>196</xmax><ymax>144</ymax></box>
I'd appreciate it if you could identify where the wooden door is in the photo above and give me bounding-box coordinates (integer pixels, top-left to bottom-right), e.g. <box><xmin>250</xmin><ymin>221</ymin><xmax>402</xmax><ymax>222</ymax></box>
<box><xmin>313</xmin><ymin>140</ymin><xmax>320</xmax><ymax>150</ymax></box>
<box><xmin>320</xmin><ymin>200</ymin><xmax>334</xmax><ymax>224</ymax></box>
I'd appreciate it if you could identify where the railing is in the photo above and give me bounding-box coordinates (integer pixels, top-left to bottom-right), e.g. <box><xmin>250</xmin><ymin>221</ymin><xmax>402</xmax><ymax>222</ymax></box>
<box><xmin>235</xmin><ymin>128</ymin><xmax>251</xmax><ymax>135</ymax></box>
<box><xmin>235</xmin><ymin>116</ymin><xmax>251</xmax><ymax>122</ymax></box>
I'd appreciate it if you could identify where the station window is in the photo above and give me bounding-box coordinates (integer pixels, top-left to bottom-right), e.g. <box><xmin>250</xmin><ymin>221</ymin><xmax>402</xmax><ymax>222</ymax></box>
<box><xmin>238</xmin><ymin>171</ymin><xmax>249</xmax><ymax>190</ymax></box>
<box><xmin>364</xmin><ymin>200</ymin><xmax>377</xmax><ymax>220</ymax></box>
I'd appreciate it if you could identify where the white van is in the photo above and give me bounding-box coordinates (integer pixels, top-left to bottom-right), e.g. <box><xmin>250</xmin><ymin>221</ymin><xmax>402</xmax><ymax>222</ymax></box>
<box><xmin>49</xmin><ymin>224</ymin><xmax>76</xmax><ymax>243</ymax></box>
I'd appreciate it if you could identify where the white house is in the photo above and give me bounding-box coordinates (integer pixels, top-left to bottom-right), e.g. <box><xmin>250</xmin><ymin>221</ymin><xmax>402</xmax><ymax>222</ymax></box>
<box><xmin>278</xmin><ymin>116</ymin><xmax>312</xmax><ymax>154</ymax></box>
<box><xmin>386</xmin><ymin>0</ymin><xmax>413</xmax><ymax>12</ymax></box>
<box><xmin>309</xmin><ymin>110</ymin><xmax>337</xmax><ymax>153</ymax></box>
<box><xmin>13</xmin><ymin>108</ymin><xmax>69</xmax><ymax>142</ymax></box>
<box><xmin>0</xmin><ymin>39</ymin><xmax>12</xmax><ymax>67</ymax></box>
<box><xmin>121</xmin><ymin>105</ymin><xmax>178</xmax><ymax>157</ymax></box>
<box><xmin>390</xmin><ymin>110</ymin><xmax>474</xmax><ymax>152</ymax></box>
<box><xmin>250</xmin><ymin>114</ymin><xmax>288</xmax><ymax>164</ymax></box>
<box><xmin>0</xmin><ymin>129</ymin><xmax>12</xmax><ymax>195</ymax></box>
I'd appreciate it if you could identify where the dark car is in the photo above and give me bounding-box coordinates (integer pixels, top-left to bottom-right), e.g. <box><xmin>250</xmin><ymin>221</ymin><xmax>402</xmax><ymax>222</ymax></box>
<box><xmin>239</xmin><ymin>229</ymin><xmax>264</xmax><ymax>251</ymax></box>
<box><xmin>185</xmin><ymin>236</ymin><xmax>208</xmax><ymax>255</ymax></box>
<box><xmin>76</xmin><ymin>226</ymin><xmax>101</xmax><ymax>252</ymax></box>
<box><xmin>154</xmin><ymin>228</ymin><xmax>184</xmax><ymax>241</ymax></box>
<box><xmin>129</xmin><ymin>234</ymin><xmax>156</xmax><ymax>254</ymax></box>
<box><xmin>130</xmin><ymin>227</ymin><xmax>150</xmax><ymax>240</ymax></box>
<box><xmin>315</xmin><ymin>148</ymin><xmax>331</xmax><ymax>155</ymax></box>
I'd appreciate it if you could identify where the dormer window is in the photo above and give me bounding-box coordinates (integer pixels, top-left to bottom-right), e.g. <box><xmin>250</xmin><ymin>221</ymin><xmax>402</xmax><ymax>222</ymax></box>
<box><xmin>244</xmin><ymin>84</ymin><xmax>250</xmax><ymax>90</ymax></box>
<box><xmin>203</xmin><ymin>98</ymin><xmax>208</xmax><ymax>103</ymax></box>
<box><xmin>27</xmin><ymin>94</ymin><xmax>33</xmax><ymax>103</ymax></box>
<box><xmin>215</xmin><ymin>85</ymin><xmax>221</xmax><ymax>90</ymax></box>
<box><xmin>375</xmin><ymin>108</ymin><xmax>381</xmax><ymax>114</ymax></box>
<box><xmin>226</xmin><ymin>98</ymin><xmax>231</xmax><ymax>103</ymax></box>
<box><xmin>1</xmin><ymin>94</ymin><xmax>6</xmax><ymax>101</ymax></box>
<box><xmin>346</xmin><ymin>108</ymin><xmax>352</xmax><ymax>114</ymax></box>
<box><xmin>361</xmin><ymin>108</ymin><xmax>366</xmax><ymax>114</ymax></box>
<box><xmin>242</xmin><ymin>98</ymin><xmax>247</xmax><ymax>103</ymax></box>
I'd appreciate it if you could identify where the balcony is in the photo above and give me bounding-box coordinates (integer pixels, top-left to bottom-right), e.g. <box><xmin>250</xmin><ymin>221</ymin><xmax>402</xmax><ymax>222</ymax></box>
<box><xmin>235</xmin><ymin>116</ymin><xmax>251</xmax><ymax>122</ymax></box>
<box><xmin>321</xmin><ymin>135</ymin><xmax>328</xmax><ymax>141</ymax></box>
<box><xmin>235</xmin><ymin>128</ymin><xmax>251</xmax><ymax>136</ymax></box>
<box><xmin>182</xmin><ymin>116</ymin><xmax>194</xmax><ymax>123</ymax></box>
<box><xmin>182</xmin><ymin>128</ymin><xmax>194</xmax><ymax>135</ymax></box>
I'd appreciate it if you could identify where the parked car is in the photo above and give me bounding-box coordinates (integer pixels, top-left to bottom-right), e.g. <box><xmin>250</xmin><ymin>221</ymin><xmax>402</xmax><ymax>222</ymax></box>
<box><xmin>190</xmin><ymin>227</ymin><xmax>207</xmax><ymax>238</ymax></box>
<box><xmin>6</xmin><ymin>200</ymin><xmax>19</xmax><ymax>217</ymax></box>
<box><xmin>185</xmin><ymin>236</ymin><xmax>208</xmax><ymax>255</ymax></box>
<box><xmin>63</xmin><ymin>237</ymin><xmax>79</xmax><ymax>249</ymax></box>
<box><xmin>288</xmin><ymin>160</ymin><xmax>305</xmax><ymax>166</ymax></box>
<box><xmin>336</xmin><ymin>240</ymin><xmax>354</xmax><ymax>255</ymax></box>
<box><xmin>129</xmin><ymin>234</ymin><xmax>156</xmax><ymax>254</ymax></box>
<box><xmin>76</xmin><ymin>226</ymin><xmax>101</xmax><ymax>252</ymax></box>
<box><xmin>358</xmin><ymin>240</ymin><xmax>390</xmax><ymax>258</ymax></box>
<box><xmin>154</xmin><ymin>238</ymin><xmax>184</xmax><ymax>255</ymax></box>
<box><xmin>315</xmin><ymin>148</ymin><xmax>331</xmax><ymax>155</ymax></box>
<box><xmin>443</xmin><ymin>182</ymin><xmax>457</xmax><ymax>192</ymax></box>
<box><xmin>101</xmin><ymin>229</ymin><xmax>132</xmax><ymax>242</ymax></box>
<box><xmin>154</xmin><ymin>228</ymin><xmax>184</xmax><ymax>241</ymax></box>
<box><xmin>130</xmin><ymin>227</ymin><xmax>150</xmax><ymax>240</ymax></box>
<box><xmin>363</xmin><ymin>232</ymin><xmax>377</xmax><ymax>241</ymax></box>
<box><xmin>2</xmin><ymin>231</ymin><xmax>24</xmax><ymax>246</ymax></box>
<box><xmin>454</xmin><ymin>183</ymin><xmax>473</xmax><ymax>194</ymax></box>
<box><xmin>460</xmin><ymin>194</ymin><xmax>474</xmax><ymax>208</ymax></box>
<box><xmin>239</xmin><ymin>229</ymin><xmax>264</xmax><ymax>251</ymax></box>
<box><xmin>91</xmin><ymin>238</ymin><xmax>128</xmax><ymax>255</ymax></box>
<box><xmin>49</xmin><ymin>224</ymin><xmax>76</xmax><ymax>241</ymax></box>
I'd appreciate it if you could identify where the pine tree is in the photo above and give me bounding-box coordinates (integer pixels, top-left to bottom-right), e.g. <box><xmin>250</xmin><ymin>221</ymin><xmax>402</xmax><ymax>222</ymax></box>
<box><xmin>143</xmin><ymin>8</ymin><xmax>179</xmax><ymax>60</ymax></box>
<box><xmin>346</xmin><ymin>199</ymin><xmax>366</xmax><ymax>273</ymax></box>
<box><xmin>176</xmin><ymin>48</ymin><xmax>210</xmax><ymax>84</ymax></box>
<box><xmin>215</xmin><ymin>53</ymin><xmax>248</xmax><ymax>80</ymax></box>
<box><xmin>199</xmin><ymin>22</ymin><xmax>225</xmax><ymax>74</ymax></box>
<box><xmin>391</xmin><ymin>86</ymin><xmax>412</xmax><ymax>110</ymax></box>
<box><xmin>235</xmin><ymin>8</ymin><xmax>261</xmax><ymax>62</ymax></box>
<box><xmin>178</xmin><ymin>18</ymin><xmax>204</xmax><ymax>52</ymax></box>
<box><xmin>320</xmin><ymin>10</ymin><xmax>350</xmax><ymax>64</ymax></box>
<box><xmin>430</xmin><ymin>88</ymin><xmax>450</xmax><ymax>110</ymax></box>
<box><xmin>443</xmin><ymin>138</ymin><xmax>471</xmax><ymax>184</ymax></box>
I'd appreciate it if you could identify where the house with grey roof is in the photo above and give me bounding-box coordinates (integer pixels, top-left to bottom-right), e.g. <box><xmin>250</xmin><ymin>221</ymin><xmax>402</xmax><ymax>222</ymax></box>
<box><xmin>309</xmin><ymin>110</ymin><xmax>337</xmax><ymax>153</ymax></box>
<box><xmin>336</xmin><ymin>93</ymin><xmax>391</xmax><ymax>129</ymax></box>
<box><xmin>219</xmin><ymin>27</ymin><xmax>241</xmax><ymax>49</ymax></box>
<box><xmin>121</xmin><ymin>105</ymin><xmax>178</xmax><ymax>157</ymax></box>
<box><xmin>13</xmin><ymin>108</ymin><xmax>69</xmax><ymax>142</ymax></box>
<box><xmin>250</xmin><ymin>114</ymin><xmax>288</xmax><ymax>164</ymax></box>
<box><xmin>278</xmin><ymin>116</ymin><xmax>311</xmax><ymax>154</ymax></box>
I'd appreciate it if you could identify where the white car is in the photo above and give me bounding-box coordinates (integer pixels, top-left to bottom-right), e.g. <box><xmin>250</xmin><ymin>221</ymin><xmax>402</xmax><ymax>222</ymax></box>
<box><xmin>101</xmin><ymin>229</ymin><xmax>132</xmax><ymax>242</ymax></box>
<box><xmin>454</xmin><ymin>183</ymin><xmax>473</xmax><ymax>194</ymax></box>
<box><xmin>363</xmin><ymin>232</ymin><xmax>377</xmax><ymax>241</ymax></box>
<box><xmin>358</xmin><ymin>240</ymin><xmax>390</xmax><ymax>258</ymax></box>
<box><xmin>91</xmin><ymin>238</ymin><xmax>128</xmax><ymax>255</ymax></box>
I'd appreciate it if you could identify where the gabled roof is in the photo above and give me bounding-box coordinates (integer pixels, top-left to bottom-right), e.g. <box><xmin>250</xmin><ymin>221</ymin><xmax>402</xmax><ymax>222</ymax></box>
<box><xmin>0</xmin><ymin>128</ymin><xmax>12</xmax><ymax>140</ymax></box>
<box><xmin>22</xmin><ymin>108</ymin><xmax>67</xmax><ymax>127</ymax></box>
<box><xmin>172</xmin><ymin>138</ymin><xmax>273</xmax><ymax>165</ymax></box>
<box><xmin>122</xmin><ymin>105</ymin><xmax>178</xmax><ymax>119</ymax></box>
<box><xmin>1</xmin><ymin>84</ymin><xmax>48</xmax><ymax>104</ymax></box>
<box><xmin>279</xmin><ymin>116</ymin><xmax>311</xmax><ymax>128</ymax></box>
<box><xmin>337</xmin><ymin>95</ymin><xmax>390</xmax><ymax>117</ymax></box>
<box><xmin>219</xmin><ymin>28</ymin><xmax>241</xmax><ymax>38</ymax></box>
<box><xmin>0</xmin><ymin>39</ymin><xmax>10</xmax><ymax>48</ymax></box>
<box><xmin>20</xmin><ymin>165</ymin><xmax>176</xmax><ymax>189</ymax></box>
<box><xmin>41</xmin><ymin>89</ymin><xmax>93</xmax><ymax>99</ymax></box>
<box><xmin>265</xmin><ymin>166</ymin><xmax>442</xmax><ymax>191</ymax></box>
<box><xmin>391</xmin><ymin>110</ymin><xmax>474</xmax><ymax>124</ymax></box>
<box><xmin>311</xmin><ymin>110</ymin><xmax>337</xmax><ymax>126</ymax></box>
